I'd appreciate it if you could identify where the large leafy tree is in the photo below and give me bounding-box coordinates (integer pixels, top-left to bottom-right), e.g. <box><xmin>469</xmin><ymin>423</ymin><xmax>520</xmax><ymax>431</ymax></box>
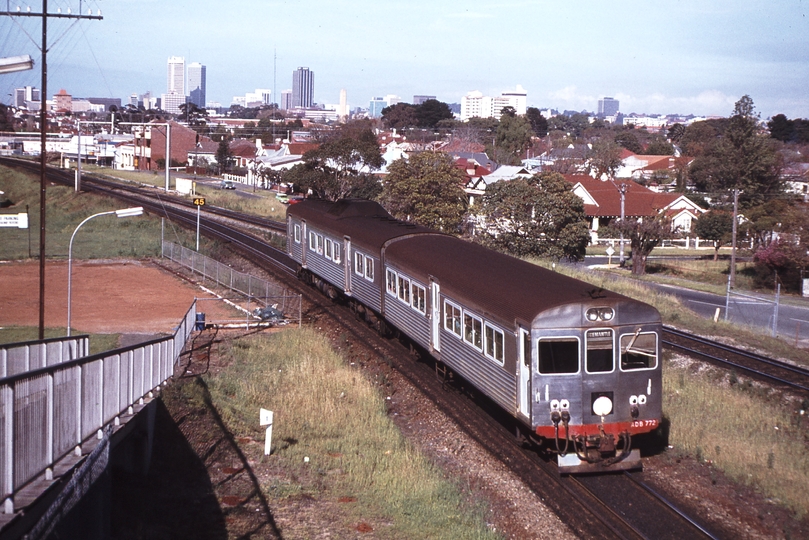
<box><xmin>492</xmin><ymin>108</ymin><xmax>534</xmax><ymax>165</ymax></box>
<box><xmin>478</xmin><ymin>172</ymin><xmax>589</xmax><ymax>261</ymax></box>
<box><xmin>688</xmin><ymin>96</ymin><xmax>782</xmax><ymax>207</ymax></box>
<box><xmin>416</xmin><ymin>99</ymin><xmax>454</xmax><ymax>128</ymax></box>
<box><xmin>616</xmin><ymin>215</ymin><xmax>674</xmax><ymax>275</ymax></box>
<box><xmin>289</xmin><ymin>124</ymin><xmax>384</xmax><ymax>200</ymax></box>
<box><xmin>526</xmin><ymin>107</ymin><xmax>549</xmax><ymax>137</ymax></box>
<box><xmin>381</xmin><ymin>103</ymin><xmax>418</xmax><ymax>130</ymax></box>
<box><xmin>379</xmin><ymin>151</ymin><xmax>467</xmax><ymax>233</ymax></box>
<box><xmin>587</xmin><ymin>138</ymin><xmax>624</xmax><ymax>180</ymax></box>
<box><xmin>693</xmin><ymin>210</ymin><xmax>734</xmax><ymax>260</ymax></box>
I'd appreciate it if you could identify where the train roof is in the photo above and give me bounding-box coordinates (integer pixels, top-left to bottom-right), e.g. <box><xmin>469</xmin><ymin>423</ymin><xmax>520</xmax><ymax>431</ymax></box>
<box><xmin>384</xmin><ymin>234</ymin><xmax>629</xmax><ymax>325</ymax></box>
<box><xmin>287</xmin><ymin>198</ymin><xmax>435</xmax><ymax>250</ymax></box>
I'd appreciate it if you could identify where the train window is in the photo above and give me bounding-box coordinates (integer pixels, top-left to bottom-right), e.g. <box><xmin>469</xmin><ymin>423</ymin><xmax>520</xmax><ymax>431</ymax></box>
<box><xmin>386</xmin><ymin>269</ymin><xmax>397</xmax><ymax>296</ymax></box>
<box><xmin>333</xmin><ymin>243</ymin><xmax>341</xmax><ymax>263</ymax></box>
<box><xmin>538</xmin><ymin>339</ymin><xmax>579</xmax><ymax>374</ymax></box>
<box><xmin>484</xmin><ymin>323</ymin><xmax>504</xmax><ymax>364</ymax></box>
<box><xmin>444</xmin><ymin>301</ymin><xmax>462</xmax><ymax>337</ymax></box>
<box><xmin>325</xmin><ymin>238</ymin><xmax>333</xmax><ymax>260</ymax></box>
<box><xmin>294</xmin><ymin>224</ymin><xmax>301</xmax><ymax>243</ymax></box>
<box><xmin>464</xmin><ymin>313</ymin><xmax>483</xmax><ymax>350</ymax></box>
<box><xmin>364</xmin><ymin>257</ymin><xmax>374</xmax><ymax>281</ymax></box>
<box><xmin>620</xmin><ymin>331</ymin><xmax>658</xmax><ymax>370</ymax></box>
<box><xmin>354</xmin><ymin>252</ymin><xmax>364</xmax><ymax>276</ymax></box>
<box><xmin>398</xmin><ymin>276</ymin><xmax>410</xmax><ymax>303</ymax></box>
<box><xmin>309</xmin><ymin>231</ymin><xmax>317</xmax><ymax>252</ymax></box>
<box><xmin>316</xmin><ymin>234</ymin><xmax>324</xmax><ymax>254</ymax></box>
<box><xmin>586</xmin><ymin>329</ymin><xmax>614</xmax><ymax>373</ymax></box>
<box><xmin>411</xmin><ymin>283</ymin><xmax>426</xmax><ymax>314</ymax></box>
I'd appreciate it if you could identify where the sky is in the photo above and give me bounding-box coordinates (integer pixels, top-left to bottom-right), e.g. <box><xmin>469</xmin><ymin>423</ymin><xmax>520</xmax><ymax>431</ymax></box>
<box><xmin>2</xmin><ymin>0</ymin><xmax>808</xmax><ymax>119</ymax></box>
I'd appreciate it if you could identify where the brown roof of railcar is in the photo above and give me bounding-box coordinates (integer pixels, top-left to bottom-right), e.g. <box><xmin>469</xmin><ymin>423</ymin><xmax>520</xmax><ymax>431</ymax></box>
<box><xmin>384</xmin><ymin>235</ymin><xmax>626</xmax><ymax>325</ymax></box>
<box><xmin>287</xmin><ymin>199</ymin><xmax>435</xmax><ymax>251</ymax></box>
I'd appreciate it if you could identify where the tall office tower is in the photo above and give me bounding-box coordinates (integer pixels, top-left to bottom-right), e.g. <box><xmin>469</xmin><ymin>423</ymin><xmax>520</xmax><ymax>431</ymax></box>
<box><xmin>598</xmin><ymin>97</ymin><xmax>619</xmax><ymax>116</ymax></box>
<box><xmin>281</xmin><ymin>90</ymin><xmax>293</xmax><ymax>110</ymax></box>
<box><xmin>292</xmin><ymin>67</ymin><xmax>314</xmax><ymax>108</ymax></box>
<box><xmin>167</xmin><ymin>56</ymin><xmax>185</xmax><ymax>95</ymax></box>
<box><xmin>188</xmin><ymin>62</ymin><xmax>207</xmax><ymax>108</ymax></box>
<box><xmin>13</xmin><ymin>86</ymin><xmax>40</xmax><ymax>108</ymax></box>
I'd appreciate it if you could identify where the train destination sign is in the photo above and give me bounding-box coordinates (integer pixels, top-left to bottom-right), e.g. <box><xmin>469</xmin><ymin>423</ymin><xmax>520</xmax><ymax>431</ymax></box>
<box><xmin>0</xmin><ymin>213</ymin><xmax>29</xmax><ymax>229</ymax></box>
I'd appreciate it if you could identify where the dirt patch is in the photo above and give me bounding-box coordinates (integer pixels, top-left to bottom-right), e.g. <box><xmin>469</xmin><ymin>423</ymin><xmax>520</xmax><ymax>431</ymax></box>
<box><xmin>0</xmin><ymin>259</ymin><xmax>238</xmax><ymax>335</ymax></box>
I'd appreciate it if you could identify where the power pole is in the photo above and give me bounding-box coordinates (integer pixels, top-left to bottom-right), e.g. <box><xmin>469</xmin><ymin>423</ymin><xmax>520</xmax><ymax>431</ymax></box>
<box><xmin>1</xmin><ymin>3</ymin><xmax>102</xmax><ymax>339</ymax></box>
<box><xmin>730</xmin><ymin>188</ymin><xmax>739</xmax><ymax>288</ymax></box>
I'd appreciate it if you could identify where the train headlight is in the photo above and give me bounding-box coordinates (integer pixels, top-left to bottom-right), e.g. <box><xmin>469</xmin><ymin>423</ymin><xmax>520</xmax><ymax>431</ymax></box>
<box><xmin>638</xmin><ymin>394</ymin><xmax>647</xmax><ymax>405</ymax></box>
<box><xmin>586</xmin><ymin>308</ymin><xmax>615</xmax><ymax>322</ymax></box>
<box><xmin>560</xmin><ymin>399</ymin><xmax>570</xmax><ymax>410</ymax></box>
<box><xmin>629</xmin><ymin>395</ymin><xmax>638</xmax><ymax>405</ymax></box>
<box><xmin>593</xmin><ymin>396</ymin><xmax>613</xmax><ymax>417</ymax></box>
<box><xmin>550</xmin><ymin>399</ymin><xmax>560</xmax><ymax>411</ymax></box>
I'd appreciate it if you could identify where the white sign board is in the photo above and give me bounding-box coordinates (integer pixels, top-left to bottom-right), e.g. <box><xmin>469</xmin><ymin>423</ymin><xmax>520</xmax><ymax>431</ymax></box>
<box><xmin>0</xmin><ymin>213</ymin><xmax>28</xmax><ymax>229</ymax></box>
<box><xmin>176</xmin><ymin>177</ymin><xmax>193</xmax><ymax>195</ymax></box>
<box><xmin>260</xmin><ymin>408</ymin><xmax>274</xmax><ymax>455</ymax></box>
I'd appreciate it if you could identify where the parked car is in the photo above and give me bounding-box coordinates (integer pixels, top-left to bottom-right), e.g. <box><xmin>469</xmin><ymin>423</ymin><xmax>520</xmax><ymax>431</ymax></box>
<box><xmin>219</xmin><ymin>179</ymin><xmax>236</xmax><ymax>190</ymax></box>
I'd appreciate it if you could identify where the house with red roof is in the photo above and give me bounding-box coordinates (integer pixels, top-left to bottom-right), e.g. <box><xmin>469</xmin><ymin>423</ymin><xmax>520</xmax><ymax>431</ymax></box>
<box><xmin>564</xmin><ymin>175</ymin><xmax>704</xmax><ymax>241</ymax></box>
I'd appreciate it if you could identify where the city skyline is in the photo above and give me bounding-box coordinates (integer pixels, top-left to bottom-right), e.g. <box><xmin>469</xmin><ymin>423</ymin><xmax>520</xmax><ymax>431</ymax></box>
<box><xmin>1</xmin><ymin>1</ymin><xmax>807</xmax><ymax>119</ymax></box>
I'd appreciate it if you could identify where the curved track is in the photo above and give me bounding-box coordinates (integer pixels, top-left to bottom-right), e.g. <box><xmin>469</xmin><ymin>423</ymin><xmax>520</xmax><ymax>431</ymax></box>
<box><xmin>2</xmin><ymin>158</ymin><xmax>725</xmax><ymax>538</ymax></box>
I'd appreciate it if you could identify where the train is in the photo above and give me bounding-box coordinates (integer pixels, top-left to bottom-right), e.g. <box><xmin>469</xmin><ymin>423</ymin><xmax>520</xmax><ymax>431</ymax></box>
<box><xmin>286</xmin><ymin>198</ymin><xmax>662</xmax><ymax>473</ymax></box>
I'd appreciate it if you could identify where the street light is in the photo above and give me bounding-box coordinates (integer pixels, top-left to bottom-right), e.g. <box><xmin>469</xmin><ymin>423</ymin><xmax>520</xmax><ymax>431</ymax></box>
<box><xmin>66</xmin><ymin>207</ymin><xmax>144</xmax><ymax>336</ymax></box>
<box><xmin>0</xmin><ymin>55</ymin><xmax>34</xmax><ymax>74</ymax></box>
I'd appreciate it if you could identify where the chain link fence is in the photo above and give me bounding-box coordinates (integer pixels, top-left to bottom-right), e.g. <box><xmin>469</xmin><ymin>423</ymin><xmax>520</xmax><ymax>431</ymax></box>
<box><xmin>162</xmin><ymin>241</ymin><xmax>301</xmax><ymax>327</ymax></box>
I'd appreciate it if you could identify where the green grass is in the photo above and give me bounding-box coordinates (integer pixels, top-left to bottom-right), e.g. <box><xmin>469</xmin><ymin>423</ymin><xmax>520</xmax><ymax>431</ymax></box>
<box><xmin>663</xmin><ymin>356</ymin><xmax>809</xmax><ymax>517</ymax></box>
<box><xmin>0</xmin><ymin>165</ymin><xmax>214</xmax><ymax>260</ymax></box>
<box><xmin>0</xmin><ymin>326</ymin><xmax>121</xmax><ymax>355</ymax></box>
<box><xmin>175</xmin><ymin>328</ymin><xmax>500</xmax><ymax>539</ymax></box>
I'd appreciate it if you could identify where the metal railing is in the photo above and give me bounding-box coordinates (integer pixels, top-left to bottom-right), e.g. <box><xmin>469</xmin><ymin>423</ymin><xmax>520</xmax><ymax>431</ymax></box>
<box><xmin>1</xmin><ymin>335</ymin><xmax>89</xmax><ymax>378</ymax></box>
<box><xmin>0</xmin><ymin>302</ymin><xmax>196</xmax><ymax>514</ymax></box>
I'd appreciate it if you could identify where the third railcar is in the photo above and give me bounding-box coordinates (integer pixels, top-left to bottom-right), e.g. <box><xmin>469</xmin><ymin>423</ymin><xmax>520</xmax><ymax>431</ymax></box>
<box><xmin>287</xmin><ymin>199</ymin><xmax>662</xmax><ymax>473</ymax></box>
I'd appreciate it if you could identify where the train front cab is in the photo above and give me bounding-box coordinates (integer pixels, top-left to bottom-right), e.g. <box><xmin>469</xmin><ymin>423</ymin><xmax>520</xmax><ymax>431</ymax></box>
<box><xmin>530</xmin><ymin>300</ymin><xmax>662</xmax><ymax>474</ymax></box>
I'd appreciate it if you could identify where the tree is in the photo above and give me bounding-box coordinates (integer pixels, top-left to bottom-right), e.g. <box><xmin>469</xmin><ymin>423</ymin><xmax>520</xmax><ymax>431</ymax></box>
<box><xmin>178</xmin><ymin>102</ymin><xmax>208</xmax><ymax>126</ymax></box>
<box><xmin>694</xmin><ymin>211</ymin><xmax>734</xmax><ymax>260</ymax></box>
<box><xmin>478</xmin><ymin>172</ymin><xmax>589</xmax><ymax>261</ymax></box>
<box><xmin>767</xmin><ymin>114</ymin><xmax>794</xmax><ymax>142</ymax></box>
<box><xmin>215</xmin><ymin>138</ymin><xmax>233</xmax><ymax>174</ymax></box>
<box><xmin>688</xmin><ymin>96</ymin><xmax>782</xmax><ymax>207</ymax></box>
<box><xmin>644</xmin><ymin>136</ymin><xmax>674</xmax><ymax>155</ymax></box>
<box><xmin>614</xmin><ymin>130</ymin><xmax>642</xmax><ymax>153</ymax></box>
<box><xmin>667</xmin><ymin>123</ymin><xmax>686</xmax><ymax>143</ymax></box>
<box><xmin>0</xmin><ymin>104</ymin><xmax>14</xmax><ymax>132</ymax></box>
<box><xmin>616</xmin><ymin>215</ymin><xmax>674</xmax><ymax>275</ymax></box>
<box><xmin>381</xmin><ymin>103</ymin><xmax>418</xmax><ymax>130</ymax></box>
<box><xmin>379</xmin><ymin>152</ymin><xmax>467</xmax><ymax>233</ymax></box>
<box><xmin>492</xmin><ymin>111</ymin><xmax>534</xmax><ymax>165</ymax></box>
<box><xmin>416</xmin><ymin>99</ymin><xmax>454</xmax><ymax>128</ymax></box>
<box><xmin>587</xmin><ymin>139</ymin><xmax>623</xmax><ymax>180</ymax></box>
<box><xmin>526</xmin><ymin>107</ymin><xmax>548</xmax><ymax>137</ymax></box>
<box><xmin>292</xmin><ymin>125</ymin><xmax>384</xmax><ymax>200</ymax></box>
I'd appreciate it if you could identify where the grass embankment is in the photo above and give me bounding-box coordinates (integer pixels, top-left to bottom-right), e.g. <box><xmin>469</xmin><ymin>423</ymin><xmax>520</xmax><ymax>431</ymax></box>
<box><xmin>165</xmin><ymin>328</ymin><xmax>499</xmax><ymax>539</ymax></box>
<box><xmin>0</xmin><ymin>327</ymin><xmax>120</xmax><ymax>355</ymax></box>
<box><xmin>531</xmin><ymin>258</ymin><xmax>809</xmax><ymax>517</ymax></box>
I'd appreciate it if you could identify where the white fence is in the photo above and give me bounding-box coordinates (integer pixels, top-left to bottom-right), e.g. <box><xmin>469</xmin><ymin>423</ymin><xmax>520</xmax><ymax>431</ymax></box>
<box><xmin>1</xmin><ymin>335</ymin><xmax>89</xmax><ymax>378</ymax></box>
<box><xmin>0</xmin><ymin>302</ymin><xmax>196</xmax><ymax>514</ymax></box>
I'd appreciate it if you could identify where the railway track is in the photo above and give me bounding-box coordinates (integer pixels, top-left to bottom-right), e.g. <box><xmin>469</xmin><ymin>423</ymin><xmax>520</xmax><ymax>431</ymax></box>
<box><xmin>663</xmin><ymin>326</ymin><xmax>809</xmax><ymax>394</ymax></box>
<box><xmin>1</xmin><ymin>157</ymin><xmax>730</xmax><ymax>537</ymax></box>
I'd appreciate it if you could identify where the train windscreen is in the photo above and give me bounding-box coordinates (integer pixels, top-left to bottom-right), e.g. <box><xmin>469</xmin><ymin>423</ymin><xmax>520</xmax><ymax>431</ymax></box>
<box><xmin>586</xmin><ymin>329</ymin><xmax>614</xmax><ymax>373</ymax></box>
<box><xmin>538</xmin><ymin>339</ymin><xmax>579</xmax><ymax>374</ymax></box>
<box><xmin>620</xmin><ymin>331</ymin><xmax>658</xmax><ymax>370</ymax></box>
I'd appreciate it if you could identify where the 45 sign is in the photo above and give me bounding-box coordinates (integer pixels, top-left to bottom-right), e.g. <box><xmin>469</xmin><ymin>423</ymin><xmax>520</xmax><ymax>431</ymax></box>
<box><xmin>193</xmin><ymin>197</ymin><xmax>206</xmax><ymax>206</ymax></box>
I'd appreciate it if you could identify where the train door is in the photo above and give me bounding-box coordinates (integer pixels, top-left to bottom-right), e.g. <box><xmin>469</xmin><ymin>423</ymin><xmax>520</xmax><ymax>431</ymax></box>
<box><xmin>344</xmin><ymin>237</ymin><xmax>352</xmax><ymax>293</ymax></box>
<box><xmin>430</xmin><ymin>280</ymin><xmax>441</xmax><ymax>352</ymax></box>
<box><xmin>518</xmin><ymin>327</ymin><xmax>531</xmax><ymax>418</ymax></box>
<box><xmin>300</xmin><ymin>220</ymin><xmax>307</xmax><ymax>267</ymax></box>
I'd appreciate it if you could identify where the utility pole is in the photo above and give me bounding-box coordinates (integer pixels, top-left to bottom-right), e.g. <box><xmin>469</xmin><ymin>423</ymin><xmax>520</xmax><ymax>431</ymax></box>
<box><xmin>2</xmin><ymin>3</ymin><xmax>103</xmax><ymax>338</ymax></box>
<box><xmin>730</xmin><ymin>188</ymin><xmax>739</xmax><ymax>288</ymax></box>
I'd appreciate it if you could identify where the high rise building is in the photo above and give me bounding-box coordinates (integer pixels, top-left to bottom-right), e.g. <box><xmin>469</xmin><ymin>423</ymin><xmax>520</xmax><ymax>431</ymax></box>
<box><xmin>167</xmin><ymin>56</ymin><xmax>185</xmax><ymax>95</ymax></box>
<box><xmin>188</xmin><ymin>62</ymin><xmax>206</xmax><ymax>108</ymax></box>
<box><xmin>368</xmin><ymin>95</ymin><xmax>400</xmax><ymax>118</ymax></box>
<box><xmin>460</xmin><ymin>85</ymin><xmax>527</xmax><ymax>121</ymax></box>
<box><xmin>13</xmin><ymin>86</ymin><xmax>40</xmax><ymax>108</ymax></box>
<box><xmin>281</xmin><ymin>90</ymin><xmax>293</xmax><ymax>110</ymax></box>
<box><xmin>292</xmin><ymin>67</ymin><xmax>314</xmax><ymax>108</ymax></box>
<box><xmin>598</xmin><ymin>97</ymin><xmax>619</xmax><ymax>116</ymax></box>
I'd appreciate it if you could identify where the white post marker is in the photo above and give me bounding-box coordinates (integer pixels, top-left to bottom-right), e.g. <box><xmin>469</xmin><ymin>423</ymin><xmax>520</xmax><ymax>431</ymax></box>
<box><xmin>260</xmin><ymin>408</ymin><xmax>274</xmax><ymax>455</ymax></box>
